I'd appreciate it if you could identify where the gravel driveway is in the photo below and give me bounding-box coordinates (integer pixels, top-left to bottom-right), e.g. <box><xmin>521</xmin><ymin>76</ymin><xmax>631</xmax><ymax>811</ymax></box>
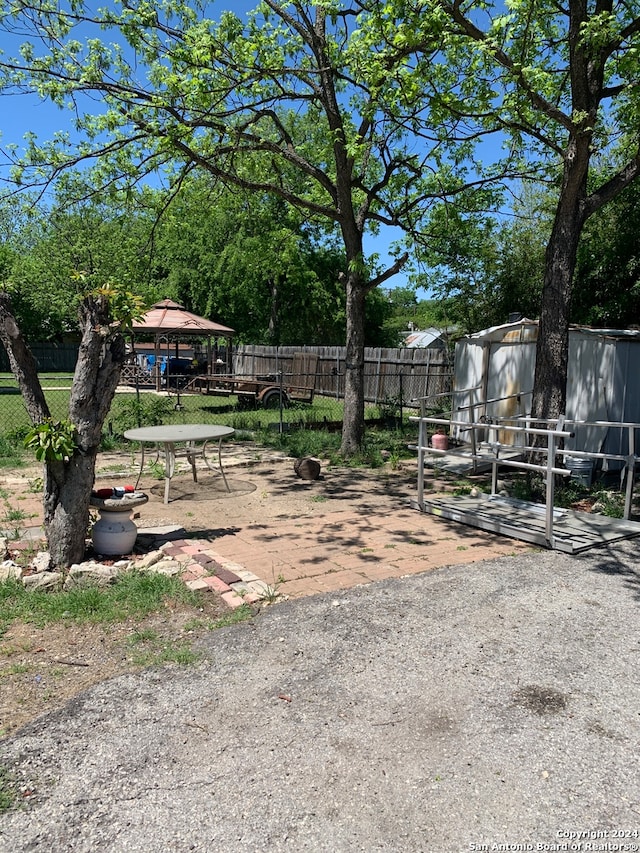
<box><xmin>1</xmin><ymin>539</ymin><xmax>639</xmax><ymax>852</ymax></box>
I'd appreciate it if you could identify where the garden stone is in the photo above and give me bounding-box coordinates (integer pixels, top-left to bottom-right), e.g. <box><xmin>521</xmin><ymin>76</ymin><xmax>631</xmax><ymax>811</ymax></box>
<box><xmin>23</xmin><ymin>571</ymin><xmax>63</xmax><ymax>590</ymax></box>
<box><xmin>136</xmin><ymin>525</ymin><xmax>186</xmax><ymax>551</ymax></box>
<box><xmin>144</xmin><ymin>558</ymin><xmax>183</xmax><ymax>577</ymax></box>
<box><xmin>30</xmin><ymin>551</ymin><xmax>52</xmax><ymax>574</ymax></box>
<box><xmin>64</xmin><ymin>562</ymin><xmax>120</xmax><ymax>588</ymax></box>
<box><xmin>136</xmin><ymin>549</ymin><xmax>165</xmax><ymax>570</ymax></box>
<box><xmin>0</xmin><ymin>537</ymin><xmax>8</xmax><ymax>559</ymax></box>
<box><xmin>0</xmin><ymin>561</ymin><xmax>22</xmax><ymax>581</ymax></box>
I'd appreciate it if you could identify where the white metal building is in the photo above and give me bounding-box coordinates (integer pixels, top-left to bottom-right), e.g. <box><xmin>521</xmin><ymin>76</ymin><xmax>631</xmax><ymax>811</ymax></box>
<box><xmin>453</xmin><ymin>318</ymin><xmax>640</xmax><ymax>463</ymax></box>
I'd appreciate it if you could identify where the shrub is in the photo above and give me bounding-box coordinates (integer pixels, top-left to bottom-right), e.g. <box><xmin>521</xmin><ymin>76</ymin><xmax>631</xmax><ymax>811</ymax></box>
<box><xmin>110</xmin><ymin>397</ymin><xmax>174</xmax><ymax>435</ymax></box>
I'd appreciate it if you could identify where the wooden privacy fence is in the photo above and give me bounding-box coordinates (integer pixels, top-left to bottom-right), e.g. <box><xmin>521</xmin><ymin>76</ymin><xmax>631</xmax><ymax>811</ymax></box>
<box><xmin>233</xmin><ymin>344</ymin><xmax>453</xmax><ymax>409</ymax></box>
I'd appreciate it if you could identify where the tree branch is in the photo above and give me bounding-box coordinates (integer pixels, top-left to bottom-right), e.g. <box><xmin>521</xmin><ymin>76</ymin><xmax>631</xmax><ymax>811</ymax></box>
<box><xmin>0</xmin><ymin>291</ymin><xmax>50</xmax><ymax>424</ymax></box>
<box><xmin>584</xmin><ymin>145</ymin><xmax>640</xmax><ymax>219</ymax></box>
<box><xmin>366</xmin><ymin>252</ymin><xmax>409</xmax><ymax>292</ymax></box>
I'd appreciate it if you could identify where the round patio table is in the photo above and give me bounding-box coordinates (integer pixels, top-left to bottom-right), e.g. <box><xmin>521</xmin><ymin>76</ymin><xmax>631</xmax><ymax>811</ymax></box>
<box><xmin>124</xmin><ymin>424</ymin><xmax>235</xmax><ymax>504</ymax></box>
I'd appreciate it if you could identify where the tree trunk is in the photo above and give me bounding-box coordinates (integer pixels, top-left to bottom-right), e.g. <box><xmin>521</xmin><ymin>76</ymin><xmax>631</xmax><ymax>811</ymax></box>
<box><xmin>44</xmin><ymin>450</ymin><xmax>99</xmax><ymax>568</ymax></box>
<box><xmin>341</xmin><ymin>275</ymin><xmax>367</xmax><ymax>455</ymax></box>
<box><xmin>0</xmin><ymin>292</ymin><xmax>127</xmax><ymax>569</ymax></box>
<box><xmin>531</xmin><ymin>134</ymin><xmax>589</xmax><ymax>423</ymax></box>
<box><xmin>0</xmin><ymin>293</ymin><xmax>50</xmax><ymax>423</ymax></box>
<box><xmin>531</xmin><ymin>206</ymin><xmax>584</xmax><ymax>421</ymax></box>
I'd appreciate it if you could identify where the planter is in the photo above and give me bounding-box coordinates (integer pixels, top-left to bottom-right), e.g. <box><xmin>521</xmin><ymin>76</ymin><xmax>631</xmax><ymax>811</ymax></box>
<box><xmin>565</xmin><ymin>455</ymin><xmax>594</xmax><ymax>487</ymax></box>
<box><xmin>90</xmin><ymin>492</ymin><xmax>149</xmax><ymax>556</ymax></box>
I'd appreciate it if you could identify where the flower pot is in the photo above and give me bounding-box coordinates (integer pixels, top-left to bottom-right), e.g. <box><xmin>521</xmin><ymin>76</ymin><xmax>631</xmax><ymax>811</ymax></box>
<box><xmin>92</xmin><ymin>508</ymin><xmax>138</xmax><ymax>556</ymax></box>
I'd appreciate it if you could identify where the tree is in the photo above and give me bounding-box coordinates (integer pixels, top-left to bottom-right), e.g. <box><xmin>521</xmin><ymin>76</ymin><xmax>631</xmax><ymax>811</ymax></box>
<box><xmin>153</xmin><ymin>177</ymin><xmax>396</xmax><ymax>346</ymax></box>
<box><xmin>573</xmin><ymin>178</ymin><xmax>640</xmax><ymax>328</ymax></box>
<box><xmin>155</xmin><ymin>179</ymin><xmax>343</xmax><ymax>345</ymax></box>
<box><xmin>0</xmin><ymin>1</ymin><xmax>489</xmax><ymax>454</ymax></box>
<box><xmin>3</xmin><ymin>189</ymin><xmax>162</xmax><ymax>339</ymax></box>
<box><xmin>437</xmin><ymin>0</ymin><xmax>640</xmax><ymax>421</ymax></box>
<box><xmin>0</xmin><ymin>286</ymin><xmax>144</xmax><ymax>569</ymax></box>
<box><xmin>421</xmin><ymin>186</ymin><xmax>551</xmax><ymax>334</ymax></box>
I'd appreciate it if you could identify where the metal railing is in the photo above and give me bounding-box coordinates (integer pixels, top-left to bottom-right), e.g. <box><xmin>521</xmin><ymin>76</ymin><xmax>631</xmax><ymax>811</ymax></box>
<box><xmin>410</xmin><ymin>411</ymin><xmax>640</xmax><ymax>549</ymax></box>
<box><xmin>501</xmin><ymin>415</ymin><xmax>640</xmax><ymax>520</ymax></box>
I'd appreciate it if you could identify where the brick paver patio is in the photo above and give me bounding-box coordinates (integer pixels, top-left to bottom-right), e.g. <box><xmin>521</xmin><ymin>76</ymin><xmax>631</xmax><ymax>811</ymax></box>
<box><xmin>153</xmin><ymin>504</ymin><xmax>531</xmax><ymax>607</ymax></box>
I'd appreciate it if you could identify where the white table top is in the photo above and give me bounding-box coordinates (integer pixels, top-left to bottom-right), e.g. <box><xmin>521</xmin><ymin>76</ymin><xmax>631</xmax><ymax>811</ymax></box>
<box><xmin>124</xmin><ymin>424</ymin><xmax>235</xmax><ymax>443</ymax></box>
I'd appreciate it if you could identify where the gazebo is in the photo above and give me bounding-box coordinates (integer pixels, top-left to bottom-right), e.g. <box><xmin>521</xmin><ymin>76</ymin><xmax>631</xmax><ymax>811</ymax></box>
<box><xmin>130</xmin><ymin>299</ymin><xmax>235</xmax><ymax>391</ymax></box>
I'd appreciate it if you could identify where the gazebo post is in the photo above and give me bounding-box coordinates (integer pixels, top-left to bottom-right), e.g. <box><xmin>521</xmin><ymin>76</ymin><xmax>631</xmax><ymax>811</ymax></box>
<box><xmin>154</xmin><ymin>336</ymin><xmax>162</xmax><ymax>392</ymax></box>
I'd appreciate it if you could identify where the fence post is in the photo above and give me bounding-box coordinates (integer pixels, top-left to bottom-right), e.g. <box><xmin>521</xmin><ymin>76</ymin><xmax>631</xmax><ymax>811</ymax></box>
<box><xmin>134</xmin><ymin>359</ymin><xmax>142</xmax><ymax>427</ymax></box>
<box><xmin>624</xmin><ymin>424</ymin><xmax>636</xmax><ymax>520</ymax></box>
<box><xmin>545</xmin><ymin>425</ymin><xmax>557</xmax><ymax>548</ymax></box>
<box><xmin>417</xmin><ymin>398</ymin><xmax>426</xmax><ymax>507</ymax></box>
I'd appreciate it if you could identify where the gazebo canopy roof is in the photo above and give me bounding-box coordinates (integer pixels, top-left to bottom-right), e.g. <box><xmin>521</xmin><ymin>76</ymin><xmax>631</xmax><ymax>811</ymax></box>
<box><xmin>132</xmin><ymin>299</ymin><xmax>234</xmax><ymax>337</ymax></box>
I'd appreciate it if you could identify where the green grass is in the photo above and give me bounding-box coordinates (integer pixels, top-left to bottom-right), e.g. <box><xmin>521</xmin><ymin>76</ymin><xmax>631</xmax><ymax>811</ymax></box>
<box><xmin>0</xmin><ymin>374</ymin><xmax>348</xmax><ymax>439</ymax></box>
<box><xmin>0</xmin><ymin>662</ymin><xmax>30</xmax><ymax>677</ymax></box>
<box><xmin>256</xmin><ymin>420</ymin><xmax>417</xmax><ymax>467</ymax></box>
<box><xmin>0</xmin><ymin>766</ymin><xmax>16</xmax><ymax>813</ymax></box>
<box><xmin>107</xmin><ymin>390</ymin><xmax>339</xmax><ymax>430</ymax></box>
<box><xmin>182</xmin><ymin>605</ymin><xmax>254</xmax><ymax>632</ymax></box>
<box><xmin>0</xmin><ymin>570</ymin><xmax>204</xmax><ymax>631</ymax></box>
<box><xmin>123</xmin><ymin>605</ymin><xmax>254</xmax><ymax>666</ymax></box>
<box><xmin>125</xmin><ymin>631</ymin><xmax>203</xmax><ymax>668</ymax></box>
<box><xmin>0</xmin><ymin>389</ymin><xmax>72</xmax><ymax>435</ymax></box>
<box><xmin>0</xmin><ymin>372</ymin><xmax>420</xmax><ymax>474</ymax></box>
<box><xmin>0</xmin><ymin>434</ymin><xmax>27</xmax><ymax>469</ymax></box>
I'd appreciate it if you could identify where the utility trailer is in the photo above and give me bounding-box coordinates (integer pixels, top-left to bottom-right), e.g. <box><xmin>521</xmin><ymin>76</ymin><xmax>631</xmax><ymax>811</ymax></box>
<box><xmin>183</xmin><ymin>352</ymin><xmax>319</xmax><ymax>409</ymax></box>
<box><xmin>121</xmin><ymin>351</ymin><xmax>319</xmax><ymax>409</ymax></box>
<box><xmin>185</xmin><ymin>373</ymin><xmax>314</xmax><ymax>408</ymax></box>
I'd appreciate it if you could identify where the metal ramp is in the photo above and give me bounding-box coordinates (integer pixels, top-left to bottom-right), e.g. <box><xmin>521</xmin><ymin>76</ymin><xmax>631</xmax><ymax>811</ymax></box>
<box><xmin>410</xmin><ymin>410</ymin><xmax>640</xmax><ymax>552</ymax></box>
<box><xmin>411</xmin><ymin>493</ymin><xmax>640</xmax><ymax>553</ymax></box>
<box><xmin>422</xmin><ymin>443</ymin><xmax>524</xmax><ymax>475</ymax></box>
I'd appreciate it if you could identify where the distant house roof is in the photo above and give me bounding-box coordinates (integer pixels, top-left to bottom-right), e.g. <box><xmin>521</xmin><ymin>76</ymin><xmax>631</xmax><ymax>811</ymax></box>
<box><xmin>403</xmin><ymin>328</ymin><xmax>448</xmax><ymax>348</ymax></box>
<box><xmin>132</xmin><ymin>299</ymin><xmax>234</xmax><ymax>337</ymax></box>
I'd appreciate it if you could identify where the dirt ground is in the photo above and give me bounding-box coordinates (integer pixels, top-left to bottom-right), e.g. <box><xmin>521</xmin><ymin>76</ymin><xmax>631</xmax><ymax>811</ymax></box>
<box><xmin>0</xmin><ymin>445</ymin><xmax>451</xmax><ymax>738</ymax></box>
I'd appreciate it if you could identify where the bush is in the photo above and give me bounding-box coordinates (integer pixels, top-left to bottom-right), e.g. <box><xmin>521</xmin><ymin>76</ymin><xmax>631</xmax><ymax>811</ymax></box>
<box><xmin>261</xmin><ymin>426</ymin><xmax>341</xmax><ymax>459</ymax></box>
<box><xmin>0</xmin><ymin>433</ymin><xmax>26</xmax><ymax>468</ymax></box>
<box><xmin>109</xmin><ymin>397</ymin><xmax>174</xmax><ymax>436</ymax></box>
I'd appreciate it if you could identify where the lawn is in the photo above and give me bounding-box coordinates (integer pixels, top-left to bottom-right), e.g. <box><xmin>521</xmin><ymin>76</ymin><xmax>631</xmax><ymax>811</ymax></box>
<box><xmin>0</xmin><ymin>378</ymin><xmax>347</xmax><ymax>435</ymax></box>
<box><xmin>0</xmin><ymin>375</ymin><xmax>416</xmax><ymax>470</ymax></box>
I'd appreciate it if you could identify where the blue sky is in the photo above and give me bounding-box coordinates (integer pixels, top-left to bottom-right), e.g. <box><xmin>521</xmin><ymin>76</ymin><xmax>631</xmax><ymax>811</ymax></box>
<box><xmin>0</xmin><ymin>1</ymin><xmax>451</xmax><ymax>294</ymax></box>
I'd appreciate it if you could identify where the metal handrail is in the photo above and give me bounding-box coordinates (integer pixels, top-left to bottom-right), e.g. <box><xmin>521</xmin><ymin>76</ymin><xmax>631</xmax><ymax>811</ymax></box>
<box><xmin>456</xmin><ymin>389</ymin><xmax>533</xmax><ymax>412</ymax></box>
<box><xmin>411</xmin><ymin>412</ymin><xmax>640</xmax><ymax>547</ymax></box>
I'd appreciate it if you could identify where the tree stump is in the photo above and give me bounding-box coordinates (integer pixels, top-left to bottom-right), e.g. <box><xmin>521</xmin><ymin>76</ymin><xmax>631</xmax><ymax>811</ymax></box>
<box><xmin>294</xmin><ymin>456</ymin><xmax>321</xmax><ymax>480</ymax></box>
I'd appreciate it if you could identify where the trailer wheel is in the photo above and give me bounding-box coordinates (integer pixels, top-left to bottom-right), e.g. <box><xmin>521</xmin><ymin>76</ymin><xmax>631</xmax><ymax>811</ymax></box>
<box><xmin>261</xmin><ymin>388</ymin><xmax>289</xmax><ymax>409</ymax></box>
<box><xmin>237</xmin><ymin>394</ymin><xmax>255</xmax><ymax>410</ymax></box>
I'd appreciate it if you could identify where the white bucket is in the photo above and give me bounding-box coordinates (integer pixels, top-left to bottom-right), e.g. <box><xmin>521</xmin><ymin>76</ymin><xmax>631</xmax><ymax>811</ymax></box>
<box><xmin>564</xmin><ymin>456</ymin><xmax>594</xmax><ymax>488</ymax></box>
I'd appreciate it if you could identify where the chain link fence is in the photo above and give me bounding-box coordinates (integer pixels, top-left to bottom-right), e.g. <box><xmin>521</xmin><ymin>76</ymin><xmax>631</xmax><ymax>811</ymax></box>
<box><xmin>0</xmin><ymin>345</ymin><xmax>453</xmax><ymax>443</ymax></box>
